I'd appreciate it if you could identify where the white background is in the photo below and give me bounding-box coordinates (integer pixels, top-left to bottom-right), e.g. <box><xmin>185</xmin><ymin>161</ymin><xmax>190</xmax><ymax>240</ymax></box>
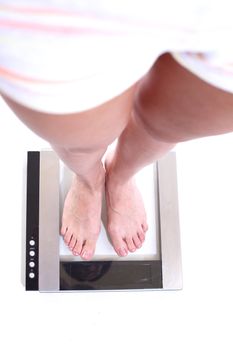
<box><xmin>0</xmin><ymin>96</ymin><xmax>233</xmax><ymax>350</ymax></box>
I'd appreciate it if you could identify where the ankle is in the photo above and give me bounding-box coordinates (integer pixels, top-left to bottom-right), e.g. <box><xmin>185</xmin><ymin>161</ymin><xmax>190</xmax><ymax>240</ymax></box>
<box><xmin>75</xmin><ymin>163</ymin><xmax>105</xmax><ymax>192</ymax></box>
<box><xmin>105</xmin><ymin>152</ymin><xmax>133</xmax><ymax>187</ymax></box>
<box><xmin>105</xmin><ymin>167</ymin><xmax>133</xmax><ymax>190</ymax></box>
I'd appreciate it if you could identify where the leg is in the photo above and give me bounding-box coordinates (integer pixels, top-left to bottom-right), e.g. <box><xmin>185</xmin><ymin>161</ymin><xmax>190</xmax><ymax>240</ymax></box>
<box><xmin>2</xmin><ymin>83</ymin><xmax>137</xmax><ymax>260</ymax></box>
<box><xmin>105</xmin><ymin>53</ymin><xmax>233</xmax><ymax>255</ymax></box>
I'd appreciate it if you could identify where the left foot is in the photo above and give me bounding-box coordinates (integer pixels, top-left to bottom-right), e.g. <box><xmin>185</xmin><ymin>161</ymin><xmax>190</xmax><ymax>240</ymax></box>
<box><xmin>105</xmin><ymin>152</ymin><xmax>148</xmax><ymax>257</ymax></box>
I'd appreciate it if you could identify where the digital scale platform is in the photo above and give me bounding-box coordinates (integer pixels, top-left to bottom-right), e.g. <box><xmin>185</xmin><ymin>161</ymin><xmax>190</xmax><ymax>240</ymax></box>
<box><xmin>25</xmin><ymin>150</ymin><xmax>182</xmax><ymax>292</ymax></box>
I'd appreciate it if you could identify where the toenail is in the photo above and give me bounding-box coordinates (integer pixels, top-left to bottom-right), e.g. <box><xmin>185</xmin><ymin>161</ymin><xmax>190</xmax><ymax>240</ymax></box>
<box><xmin>82</xmin><ymin>251</ymin><xmax>87</xmax><ymax>258</ymax></box>
<box><xmin>120</xmin><ymin>248</ymin><xmax>128</xmax><ymax>256</ymax></box>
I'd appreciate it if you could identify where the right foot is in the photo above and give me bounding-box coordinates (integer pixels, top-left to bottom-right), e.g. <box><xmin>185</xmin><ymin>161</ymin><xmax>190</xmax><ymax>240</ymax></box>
<box><xmin>60</xmin><ymin>165</ymin><xmax>105</xmax><ymax>260</ymax></box>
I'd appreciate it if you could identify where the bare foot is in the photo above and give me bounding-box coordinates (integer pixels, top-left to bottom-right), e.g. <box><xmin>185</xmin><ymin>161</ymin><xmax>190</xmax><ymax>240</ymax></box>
<box><xmin>61</xmin><ymin>165</ymin><xmax>105</xmax><ymax>260</ymax></box>
<box><xmin>105</xmin><ymin>152</ymin><xmax>148</xmax><ymax>257</ymax></box>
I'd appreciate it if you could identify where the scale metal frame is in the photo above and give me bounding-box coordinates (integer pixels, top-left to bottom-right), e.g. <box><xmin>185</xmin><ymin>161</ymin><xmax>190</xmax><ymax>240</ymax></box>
<box><xmin>25</xmin><ymin>150</ymin><xmax>182</xmax><ymax>292</ymax></box>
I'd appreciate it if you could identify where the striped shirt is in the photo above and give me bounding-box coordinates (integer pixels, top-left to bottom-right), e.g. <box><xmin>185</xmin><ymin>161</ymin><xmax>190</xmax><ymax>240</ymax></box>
<box><xmin>0</xmin><ymin>0</ymin><xmax>233</xmax><ymax>113</ymax></box>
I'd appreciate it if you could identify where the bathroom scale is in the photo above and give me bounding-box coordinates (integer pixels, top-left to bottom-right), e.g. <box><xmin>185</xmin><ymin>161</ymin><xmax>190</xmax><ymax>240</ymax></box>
<box><xmin>25</xmin><ymin>150</ymin><xmax>182</xmax><ymax>292</ymax></box>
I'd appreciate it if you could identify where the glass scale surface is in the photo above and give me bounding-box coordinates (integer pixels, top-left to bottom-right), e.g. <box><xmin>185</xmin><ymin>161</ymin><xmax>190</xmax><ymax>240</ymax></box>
<box><xmin>25</xmin><ymin>150</ymin><xmax>182</xmax><ymax>292</ymax></box>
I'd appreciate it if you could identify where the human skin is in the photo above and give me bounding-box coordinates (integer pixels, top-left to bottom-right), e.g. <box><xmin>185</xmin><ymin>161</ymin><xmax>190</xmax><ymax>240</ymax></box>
<box><xmin>2</xmin><ymin>53</ymin><xmax>233</xmax><ymax>260</ymax></box>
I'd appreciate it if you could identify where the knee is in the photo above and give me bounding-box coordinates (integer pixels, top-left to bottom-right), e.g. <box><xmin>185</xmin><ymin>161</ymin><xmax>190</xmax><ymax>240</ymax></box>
<box><xmin>132</xmin><ymin>86</ymin><xmax>188</xmax><ymax>144</ymax></box>
<box><xmin>132</xmin><ymin>54</ymin><xmax>190</xmax><ymax>143</ymax></box>
<box><xmin>133</xmin><ymin>53</ymin><xmax>233</xmax><ymax>143</ymax></box>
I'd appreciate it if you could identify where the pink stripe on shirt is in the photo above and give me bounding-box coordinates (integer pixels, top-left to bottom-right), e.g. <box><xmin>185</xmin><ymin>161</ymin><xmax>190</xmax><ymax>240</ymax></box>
<box><xmin>0</xmin><ymin>18</ymin><xmax>123</xmax><ymax>36</ymax></box>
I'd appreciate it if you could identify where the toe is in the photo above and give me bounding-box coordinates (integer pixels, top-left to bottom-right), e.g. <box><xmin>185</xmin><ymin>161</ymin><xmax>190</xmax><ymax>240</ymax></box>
<box><xmin>133</xmin><ymin>234</ymin><xmax>142</xmax><ymax>249</ymax></box>
<box><xmin>80</xmin><ymin>239</ymin><xmax>96</xmax><ymax>260</ymax></box>
<box><xmin>142</xmin><ymin>222</ymin><xmax>148</xmax><ymax>232</ymax></box>
<box><xmin>73</xmin><ymin>240</ymin><xmax>83</xmax><ymax>256</ymax></box>
<box><xmin>68</xmin><ymin>236</ymin><xmax>77</xmax><ymax>250</ymax></box>
<box><xmin>138</xmin><ymin>231</ymin><xmax>145</xmax><ymax>243</ymax></box>
<box><xmin>61</xmin><ymin>224</ymin><xmax>67</xmax><ymax>236</ymax></box>
<box><xmin>63</xmin><ymin>230</ymin><xmax>72</xmax><ymax>245</ymax></box>
<box><xmin>125</xmin><ymin>236</ymin><xmax>136</xmax><ymax>253</ymax></box>
<box><xmin>110</xmin><ymin>235</ymin><xmax>128</xmax><ymax>257</ymax></box>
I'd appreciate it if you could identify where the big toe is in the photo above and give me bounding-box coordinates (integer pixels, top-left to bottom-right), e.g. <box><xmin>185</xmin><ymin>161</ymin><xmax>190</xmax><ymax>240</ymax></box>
<box><xmin>125</xmin><ymin>236</ymin><xmax>137</xmax><ymax>253</ymax></box>
<box><xmin>142</xmin><ymin>222</ymin><xmax>149</xmax><ymax>232</ymax></box>
<box><xmin>80</xmin><ymin>239</ymin><xmax>96</xmax><ymax>261</ymax></box>
<box><xmin>63</xmin><ymin>229</ymin><xmax>72</xmax><ymax>246</ymax></box>
<box><xmin>61</xmin><ymin>223</ymin><xmax>68</xmax><ymax>237</ymax></box>
<box><xmin>110</xmin><ymin>234</ymin><xmax>128</xmax><ymax>257</ymax></box>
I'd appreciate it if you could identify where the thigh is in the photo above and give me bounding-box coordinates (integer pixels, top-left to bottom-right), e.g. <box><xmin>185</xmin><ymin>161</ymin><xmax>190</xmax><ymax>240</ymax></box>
<box><xmin>134</xmin><ymin>53</ymin><xmax>233</xmax><ymax>143</ymax></box>
<box><xmin>1</xmin><ymin>83</ymin><xmax>137</xmax><ymax>151</ymax></box>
